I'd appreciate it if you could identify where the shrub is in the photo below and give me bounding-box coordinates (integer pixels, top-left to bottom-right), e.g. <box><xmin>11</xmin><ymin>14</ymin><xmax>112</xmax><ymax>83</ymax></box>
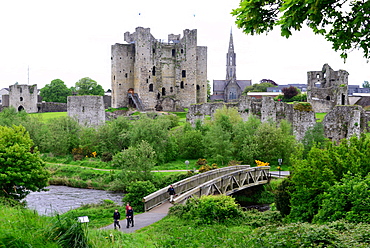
<box><xmin>101</xmin><ymin>152</ymin><xmax>113</xmax><ymax>162</ymax></box>
<box><xmin>123</xmin><ymin>181</ymin><xmax>157</xmax><ymax>212</ymax></box>
<box><xmin>293</xmin><ymin>102</ymin><xmax>313</xmax><ymax>112</ymax></box>
<box><xmin>169</xmin><ymin>195</ymin><xmax>244</xmax><ymax>224</ymax></box>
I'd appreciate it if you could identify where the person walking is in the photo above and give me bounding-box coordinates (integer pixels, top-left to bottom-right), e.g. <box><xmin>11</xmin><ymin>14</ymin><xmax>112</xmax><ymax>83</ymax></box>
<box><xmin>113</xmin><ymin>209</ymin><xmax>121</xmax><ymax>229</ymax></box>
<box><xmin>167</xmin><ymin>185</ymin><xmax>176</xmax><ymax>203</ymax></box>
<box><xmin>126</xmin><ymin>206</ymin><xmax>134</xmax><ymax>228</ymax></box>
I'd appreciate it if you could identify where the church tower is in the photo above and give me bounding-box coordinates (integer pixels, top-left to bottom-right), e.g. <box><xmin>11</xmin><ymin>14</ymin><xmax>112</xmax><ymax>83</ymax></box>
<box><xmin>211</xmin><ymin>30</ymin><xmax>251</xmax><ymax>102</ymax></box>
<box><xmin>226</xmin><ymin>31</ymin><xmax>236</xmax><ymax>81</ymax></box>
<box><xmin>224</xmin><ymin>30</ymin><xmax>241</xmax><ymax>102</ymax></box>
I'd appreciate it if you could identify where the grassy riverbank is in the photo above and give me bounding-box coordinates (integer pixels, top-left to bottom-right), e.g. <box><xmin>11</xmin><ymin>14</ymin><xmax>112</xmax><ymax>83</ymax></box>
<box><xmin>2</xmin><ymin>200</ymin><xmax>370</xmax><ymax>248</ymax></box>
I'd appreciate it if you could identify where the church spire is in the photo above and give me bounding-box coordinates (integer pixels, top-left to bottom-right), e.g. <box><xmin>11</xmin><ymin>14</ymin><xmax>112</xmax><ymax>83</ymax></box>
<box><xmin>226</xmin><ymin>29</ymin><xmax>236</xmax><ymax>80</ymax></box>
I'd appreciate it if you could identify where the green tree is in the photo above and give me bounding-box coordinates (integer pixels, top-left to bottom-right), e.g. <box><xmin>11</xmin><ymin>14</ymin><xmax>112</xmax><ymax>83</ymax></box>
<box><xmin>176</xmin><ymin>127</ymin><xmax>205</xmax><ymax>159</ymax></box>
<box><xmin>96</xmin><ymin>116</ymin><xmax>131</xmax><ymax>155</ymax></box>
<box><xmin>129</xmin><ymin>116</ymin><xmax>177</xmax><ymax>163</ymax></box>
<box><xmin>43</xmin><ymin>116</ymin><xmax>81</xmax><ymax>155</ymax></box>
<box><xmin>74</xmin><ymin>77</ymin><xmax>104</xmax><ymax>96</ymax></box>
<box><xmin>123</xmin><ymin>181</ymin><xmax>157</xmax><ymax>212</ymax></box>
<box><xmin>40</xmin><ymin>79</ymin><xmax>72</xmax><ymax>103</ymax></box>
<box><xmin>243</xmin><ymin>82</ymin><xmax>275</xmax><ymax>94</ymax></box>
<box><xmin>0</xmin><ymin>107</ymin><xmax>28</xmax><ymax>127</ymax></box>
<box><xmin>313</xmin><ymin>173</ymin><xmax>370</xmax><ymax>224</ymax></box>
<box><xmin>0</xmin><ymin>125</ymin><xmax>49</xmax><ymax>200</ymax></box>
<box><xmin>301</xmin><ymin>123</ymin><xmax>328</xmax><ymax>158</ymax></box>
<box><xmin>112</xmin><ymin>140</ymin><xmax>156</xmax><ymax>181</ymax></box>
<box><xmin>232</xmin><ymin>0</ymin><xmax>370</xmax><ymax>60</ymax></box>
<box><xmin>363</xmin><ymin>80</ymin><xmax>370</xmax><ymax>88</ymax></box>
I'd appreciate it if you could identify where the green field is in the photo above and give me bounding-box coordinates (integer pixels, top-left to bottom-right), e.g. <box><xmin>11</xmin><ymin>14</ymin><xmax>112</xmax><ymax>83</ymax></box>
<box><xmin>30</xmin><ymin>112</ymin><xmax>67</xmax><ymax>121</ymax></box>
<box><xmin>315</xmin><ymin>112</ymin><xmax>327</xmax><ymax>122</ymax></box>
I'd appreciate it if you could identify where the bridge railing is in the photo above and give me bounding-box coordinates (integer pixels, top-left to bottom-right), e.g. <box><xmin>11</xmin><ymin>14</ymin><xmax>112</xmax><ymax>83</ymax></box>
<box><xmin>173</xmin><ymin>166</ymin><xmax>270</xmax><ymax>205</ymax></box>
<box><xmin>143</xmin><ymin>165</ymin><xmax>250</xmax><ymax>211</ymax></box>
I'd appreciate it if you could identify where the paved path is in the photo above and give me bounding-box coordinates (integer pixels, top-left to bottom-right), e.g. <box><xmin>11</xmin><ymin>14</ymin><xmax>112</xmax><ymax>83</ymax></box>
<box><xmin>101</xmin><ymin>202</ymin><xmax>173</xmax><ymax>233</ymax></box>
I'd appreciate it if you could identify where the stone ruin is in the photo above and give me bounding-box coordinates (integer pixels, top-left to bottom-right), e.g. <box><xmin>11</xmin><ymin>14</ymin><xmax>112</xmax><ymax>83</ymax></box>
<box><xmin>187</xmin><ymin>96</ymin><xmax>369</xmax><ymax>142</ymax></box>
<box><xmin>67</xmin><ymin>95</ymin><xmax>106</xmax><ymax>126</ymax></box>
<box><xmin>307</xmin><ymin>64</ymin><xmax>349</xmax><ymax>113</ymax></box>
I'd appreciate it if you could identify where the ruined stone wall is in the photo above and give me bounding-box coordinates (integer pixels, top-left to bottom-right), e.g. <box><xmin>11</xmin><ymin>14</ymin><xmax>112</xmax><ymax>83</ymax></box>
<box><xmin>307</xmin><ymin>64</ymin><xmax>349</xmax><ymax>113</ymax></box>
<box><xmin>37</xmin><ymin>102</ymin><xmax>67</xmax><ymax>112</ymax></box>
<box><xmin>9</xmin><ymin>84</ymin><xmax>38</xmax><ymax>113</ymax></box>
<box><xmin>2</xmin><ymin>94</ymin><xmax>9</xmax><ymax>107</ymax></box>
<box><xmin>103</xmin><ymin>95</ymin><xmax>111</xmax><ymax>109</ymax></box>
<box><xmin>187</xmin><ymin>96</ymin><xmax>316</xmax><ymax>140</ymax></box>
<box><xmin>111</xmin><ymin>27</ymin><xmax>207</xmax><ymax>111</ymax></box>
<box><xmin>67</xmin><ymin>96</ymin><xmax>105</xmax><ymax>126</ymax></box>
<box><xmin>323</xmin><ymin>105</ymin><xmax>367</xmax><ymax>141</ymax></box>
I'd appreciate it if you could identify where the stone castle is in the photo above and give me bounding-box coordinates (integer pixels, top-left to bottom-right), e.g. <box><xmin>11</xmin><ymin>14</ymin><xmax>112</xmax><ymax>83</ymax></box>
<box><xmin>111</xmin><ymin>27</ymin><xmax>208</xmax><ymax>111</ymax></box>
<box><xmin>307</xmin><ymin>64</ymin><xmax>349</xmax><ymax>113</ymax></box>
<box><xmin>211</xmin><ymin>31</ymin><xmax>251</xmax><ymax>102</ymax></box>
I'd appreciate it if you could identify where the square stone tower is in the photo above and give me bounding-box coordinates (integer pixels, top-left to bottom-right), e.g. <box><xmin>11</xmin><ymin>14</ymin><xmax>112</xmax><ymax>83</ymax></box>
<box><xmin>111</xmin><ymin>27</ymin><xmax>207</xmax><ymax>110</ymax></box>
<box><xmin>307</xmin><ymin>64</ymin><xmax>349</xmax><ymax>113</ymax></box>
<box><xmin>9</xmin><ymin>84</ymin><xmax>38</xmax><ymax>113</ymax></box>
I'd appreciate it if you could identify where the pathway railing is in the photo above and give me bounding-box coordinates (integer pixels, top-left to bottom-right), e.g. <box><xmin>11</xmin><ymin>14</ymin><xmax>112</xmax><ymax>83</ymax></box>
<box><xmin>143</xmin><ymin>165</ymin><xmax>250</xmax><ymax>211</ymax></box>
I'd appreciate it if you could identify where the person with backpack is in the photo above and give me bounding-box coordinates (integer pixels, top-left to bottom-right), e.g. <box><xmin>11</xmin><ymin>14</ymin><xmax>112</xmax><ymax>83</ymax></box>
<box><xmin>167</xmin><ymin>184</ymin><xmax>176</xmax><ymax>203</ymax></box>
<box><xmin>113</xmin><ymin>209</ymin><xmax>121</xmax><ymax>229</ymax></box>
<box><xmin>126</xmin><ymin>206</ymin><xmax>134</xmax><ymax>228</ymax></box>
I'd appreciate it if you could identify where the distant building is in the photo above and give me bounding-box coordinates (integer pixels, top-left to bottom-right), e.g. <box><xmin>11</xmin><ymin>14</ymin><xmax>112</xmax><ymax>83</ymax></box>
<box><xmin>0</xmin><ymin>88</ymin><xmax>9</xmax><ymax>105</ymax></box>
<box><xmin>267</xmin><ymin>84</ymin><xmax>308</xmax><ymax>93</ymax></box>
<box><xmin>211</xmin><ymin>31</ymin><xmax>251</xmax><ymax>102</ymax></box>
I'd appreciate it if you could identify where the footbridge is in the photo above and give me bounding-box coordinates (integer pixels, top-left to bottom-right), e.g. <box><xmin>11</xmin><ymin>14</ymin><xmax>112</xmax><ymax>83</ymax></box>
<box><xmin>143</xmin><ymin>165</ymin><xmax>270</xmax><ymax>211</ymax></box>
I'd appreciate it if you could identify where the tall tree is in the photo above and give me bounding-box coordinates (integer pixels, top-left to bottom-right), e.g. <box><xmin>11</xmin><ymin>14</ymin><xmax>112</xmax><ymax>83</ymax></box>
<box><xmin>40</xmin><ymin>79</ymin><xmax>72</xmax><ymax>103</ymax></box>
<box><xmin>75</xmin><ymin>77</ymin><xmax>104</xmax><ymax>96</ymax></box>
<box><xmin>232</xmin><ymin>0</ymin><xmax>370</xmax><ymax>60</ymax></box>
<box><xmin>243</xmin><ymin>82</ymin><xmax>275</xmax><ymax>94</ymax></box>
<box><xmin>0</xmin><ymin>125</ymin><xmax>49</xmax><ymax>200</ymax></box>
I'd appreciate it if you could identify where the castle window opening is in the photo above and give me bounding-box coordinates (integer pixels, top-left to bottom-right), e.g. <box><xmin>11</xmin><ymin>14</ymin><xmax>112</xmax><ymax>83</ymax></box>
<box><xmin>152</xmin><ymin>66</ymin><xmax>156</xmax><ymax>76</ymax></box>
<box><xmin>20</xmin><ymin>97</ymin><xmax>23</xmax><ymax>101</ymax></box>
<box><xmin>18</xmin><ymin>106</ymin><xmax>24</xmax><ymax>111</ymax></box>
<box><xmin>157</xmin><ymin>93</ymin><xmax>160</xmax><ymax>99</ymax></box>
<box><xmin>181</xmin><ymin>49</ymin><xmax>184</xmax><ymax>54</ymax></box>
<box><xmin>196</xmin><ymin>85</ymin><xmax>200</xmax><ymax>90</ymax></box>
<box><xmin>170</xmin><ymin>87</ymin><xmax>173</xmax><ymax>93</ymax></box>
<box><xmin>125</xmin><ymin>73</ymin><xmax>128</xmax><ymax>78</ymax></box>
<box><xmin>180</xmin><ymin>81</ymin><xmax>184</xmax><ymax>89</ymax></box>
<box><xmin>146</xmin><ymin>79</ymin><xmax>149</xmax><ymax>83</ymax></box>
<box><xmin>182</xmin><ymin>70</ymin><xmax>186</xmax><ymax>78</ymax></box>
<box><xmin>149</xmin><ymin>84</ymin><xmax>153</xmax><ymax>92</ymax></box>
<box><xmin>162</xmin><ymin>87</ymin><xmax>166</xmax><ymax>96</ymax></box>
<box><xmin>111</xmin><ymin>57</ymin><xmax>113</xmax><ymax>60</ymax></box>
<box><xmin>326</xmin><ymin>96</ymin><xmax>331</xmax><ymax>100</ymax></box>
<box><xmin>114</xmin><ymin>75</ymin><xmax>115</xmax><ymax>80</ymax></box>
<box><xmin>172</xmin><ymin>49</ymin><xmax>176</xmax><ymax>57</ymax></box>
<box><xmin>120</xmin><ymin>57</ymin><xmax>122</xmax><ymax>59</ymax></box>
<box><xmin>153</xmin><ymin>48</ymin><xmax>156</xmax><ymax>54</ymax></box>
<box><xmin>82</xmin><ymin>106</ymin><xmax>85</xmax><ymax>112</ymax></box>
<box><xmin>19</xmin><ymin>88</ymin><xmax>22</xmax><ymax>93</ymax></box>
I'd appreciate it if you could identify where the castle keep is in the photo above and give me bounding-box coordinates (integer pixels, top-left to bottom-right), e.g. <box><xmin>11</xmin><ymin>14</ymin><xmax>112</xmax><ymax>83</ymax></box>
<box><xmin>111</xmin><ymin>27</ymin><xmax>208</xmax><ymax>111</ymax></box>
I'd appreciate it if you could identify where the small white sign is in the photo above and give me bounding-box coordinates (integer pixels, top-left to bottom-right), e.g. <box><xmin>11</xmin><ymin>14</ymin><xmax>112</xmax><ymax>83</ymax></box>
<box><xmin>78</xmin><ymin>216</ymin><xmax>89</xmax><ymax>223</ymax></box>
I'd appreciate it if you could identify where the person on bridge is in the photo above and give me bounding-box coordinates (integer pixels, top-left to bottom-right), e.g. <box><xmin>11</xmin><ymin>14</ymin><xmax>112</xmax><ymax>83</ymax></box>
<box><xmin>113</xmin><ymin>209</ymin><xmax>121</xmax><ymax>229</ymax></box>
<box><xmin>168</xmin><ymin>185</ymin><xmax>176</xmax><ymax>203</ymax></box>
<box><xmin>126</xmin><ymin>206</ymin><xmax>134</xmax><ymax>228</ymax></box>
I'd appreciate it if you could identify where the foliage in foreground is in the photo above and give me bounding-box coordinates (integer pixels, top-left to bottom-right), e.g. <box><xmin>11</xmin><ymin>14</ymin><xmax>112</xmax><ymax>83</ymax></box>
<box><xmin>169</xmin><ymin>195</ymin><xmax>244</xmax><ymax>225</ymax></box>
<box><xmin>0</xmin><ymin>125</ymin><xmax>50</xmax><ymax>200</ymax></box>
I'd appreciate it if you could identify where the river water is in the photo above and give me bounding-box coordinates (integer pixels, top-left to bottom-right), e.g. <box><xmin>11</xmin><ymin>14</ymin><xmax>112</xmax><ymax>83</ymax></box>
<box><xmin>23</xmin><ymin>185</ymin><xmax>124</xmax><ymax>216</ymax></box>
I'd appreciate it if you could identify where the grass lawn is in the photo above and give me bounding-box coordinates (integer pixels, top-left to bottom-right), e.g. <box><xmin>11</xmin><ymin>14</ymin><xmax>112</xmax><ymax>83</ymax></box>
<box><xmin>30</xmin><ymin>112</ymin><xmax>67</xmax><ymax>122</ymax></box>
<box><xmin>315</xmin><ymin>112</ymin><xmax>327</xmax><ymax>122</ymax></box>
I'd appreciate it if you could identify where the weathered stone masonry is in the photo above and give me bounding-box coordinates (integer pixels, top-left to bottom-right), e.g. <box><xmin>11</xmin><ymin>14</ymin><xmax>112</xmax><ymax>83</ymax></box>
<box><xmin>111</xmin><ymin>27</ymin><xmax>207</xmax><ymax>111</ymax></box>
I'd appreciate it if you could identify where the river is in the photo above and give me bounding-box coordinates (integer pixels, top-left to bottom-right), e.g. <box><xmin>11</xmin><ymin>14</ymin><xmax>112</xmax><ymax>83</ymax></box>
<box><xmin>23</xmin><ymin>185</ymin><xmax>124</xmax><ymax>216</ymax></box>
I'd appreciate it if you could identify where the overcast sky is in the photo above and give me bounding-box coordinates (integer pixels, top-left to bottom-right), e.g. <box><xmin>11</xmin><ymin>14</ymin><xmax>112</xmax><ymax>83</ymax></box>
<box><xmin>1</xmin><ymin>0</ymin><xmax>369</xmax><ymax>91</ymax></box>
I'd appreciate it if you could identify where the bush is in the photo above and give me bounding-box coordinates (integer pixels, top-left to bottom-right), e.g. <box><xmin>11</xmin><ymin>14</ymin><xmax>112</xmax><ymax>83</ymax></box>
<box><xmin>101</xmin><ymin>152</ymin><xmax>113</xmax><ymax>162</ymax></box>
<box><xmin>123</xmin><ymin>181</ymin><xmax>157</xmax><ymax>212</ymax></box>
<box><xmin>169</xmin><ymin>195</ymin><xmax>244</xmax><ymax>225</ymax></box>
